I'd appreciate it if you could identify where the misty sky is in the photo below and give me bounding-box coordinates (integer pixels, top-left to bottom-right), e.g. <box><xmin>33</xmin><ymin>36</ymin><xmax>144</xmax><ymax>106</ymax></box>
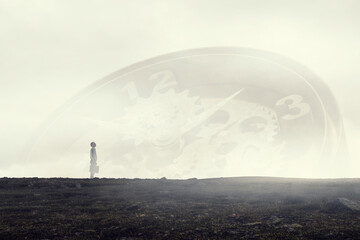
<box><xmin>1</xmin><ymin>0</ymin><xmax>360</xmax><ymax>178</ymax></box>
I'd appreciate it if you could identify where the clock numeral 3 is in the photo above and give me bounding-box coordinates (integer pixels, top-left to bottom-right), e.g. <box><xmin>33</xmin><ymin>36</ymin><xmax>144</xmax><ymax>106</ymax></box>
<box><xmin>276</xmin><ymin>95</ymin><xmax>310</xmax><ymax>120</ymax></box>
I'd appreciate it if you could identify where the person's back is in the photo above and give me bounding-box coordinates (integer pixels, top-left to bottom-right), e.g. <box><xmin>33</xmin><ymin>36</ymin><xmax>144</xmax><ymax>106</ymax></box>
<box><xmin>90</xmin><ymin>142</ymin><xmax>98</xmax><ymax>178</ymax></box>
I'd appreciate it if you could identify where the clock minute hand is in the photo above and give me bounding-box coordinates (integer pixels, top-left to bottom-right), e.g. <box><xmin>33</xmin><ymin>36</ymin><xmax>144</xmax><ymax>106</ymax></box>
<box><xmin>180</xmin><ymin>89</ymin><xmax>244</xmax><ymax>135</ymax></box>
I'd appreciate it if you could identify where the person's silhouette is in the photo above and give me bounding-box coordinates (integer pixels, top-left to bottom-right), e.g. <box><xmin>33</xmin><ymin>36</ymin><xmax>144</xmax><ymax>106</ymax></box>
<box><xmin>90</xmin><ymin>142</ymin><xmax>99</xmax><ymax>178</ymax></box>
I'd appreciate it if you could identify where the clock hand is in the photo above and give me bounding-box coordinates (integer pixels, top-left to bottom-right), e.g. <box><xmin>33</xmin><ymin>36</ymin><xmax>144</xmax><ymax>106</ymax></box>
<box><xmin>180</xmin><ymin>89</ymin><xmax>244</xmax><ymax>135</ymax></box>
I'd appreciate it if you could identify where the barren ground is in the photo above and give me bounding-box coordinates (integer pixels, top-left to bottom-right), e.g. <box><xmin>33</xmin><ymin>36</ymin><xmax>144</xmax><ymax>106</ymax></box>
<box><xmin>1</xmin><ymin>177</ymin><xmax>360</xmax><ymax>239</ymax></box>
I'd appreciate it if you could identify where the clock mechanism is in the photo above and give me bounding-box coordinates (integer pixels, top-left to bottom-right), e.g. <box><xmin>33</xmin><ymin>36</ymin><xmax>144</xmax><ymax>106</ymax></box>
<box><xmin>25</xmin><ymin>47</ymin><xmax>348</xmax><ymax>178</ymax></box>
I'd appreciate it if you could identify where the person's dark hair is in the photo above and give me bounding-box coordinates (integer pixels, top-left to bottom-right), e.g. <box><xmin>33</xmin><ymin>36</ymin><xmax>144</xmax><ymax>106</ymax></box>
<box><xmin>90</xmin><ymin>142</ymin><xmax>96</xmax><ymax>147</ymax></box>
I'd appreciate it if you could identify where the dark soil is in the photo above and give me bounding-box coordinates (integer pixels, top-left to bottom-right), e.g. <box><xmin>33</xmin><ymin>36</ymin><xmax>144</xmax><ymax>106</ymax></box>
<box><xmin>1</xmin><ymin>177</ymin><xmax>360</xmax><ymax>239</ymax></box>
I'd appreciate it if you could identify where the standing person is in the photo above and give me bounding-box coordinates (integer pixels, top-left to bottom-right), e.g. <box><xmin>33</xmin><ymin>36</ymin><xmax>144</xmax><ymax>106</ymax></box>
<box><xmin>90</xmin><ymin>142</ymin><xmax>99</xmax><ymax>178</ymax></box>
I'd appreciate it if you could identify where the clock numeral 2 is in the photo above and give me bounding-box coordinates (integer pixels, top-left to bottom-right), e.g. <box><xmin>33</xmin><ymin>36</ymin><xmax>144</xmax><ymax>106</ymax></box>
<box><xmin>276</xmin><ymin>95</ymin><xmax>310</xmax><ymax>120</ymax></box>
<box><xmin>150</xmin><ymin>70</ymin><xmax>177</xmax><ymax>93</ymax></box>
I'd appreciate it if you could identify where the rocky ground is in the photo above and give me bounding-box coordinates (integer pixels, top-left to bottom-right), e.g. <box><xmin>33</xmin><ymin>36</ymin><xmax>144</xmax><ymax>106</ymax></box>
<box><xmin>1</xmin><ymin>177</ymin><xmax>360</xmax><ymax>239</ymax></box>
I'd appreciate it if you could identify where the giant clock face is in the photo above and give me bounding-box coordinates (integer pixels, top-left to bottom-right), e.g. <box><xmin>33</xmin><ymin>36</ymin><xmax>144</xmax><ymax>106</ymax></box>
<box><xmin>26</xmin><ymin>47</ymin><xmax>347</xmax><ymax>178</ymax></box>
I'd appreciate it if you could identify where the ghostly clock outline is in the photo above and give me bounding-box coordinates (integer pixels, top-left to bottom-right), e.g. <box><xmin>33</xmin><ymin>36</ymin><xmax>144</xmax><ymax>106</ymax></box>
<box><xmin>23</xmin><ymin>47</ymin><xmax>348</xmax><ymax>177</ymax></box>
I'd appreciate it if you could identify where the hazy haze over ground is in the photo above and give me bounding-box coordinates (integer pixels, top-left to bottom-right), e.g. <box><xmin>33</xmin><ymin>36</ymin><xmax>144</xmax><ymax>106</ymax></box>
<box><xmin>1</xmin><ymin>0</ymin><xmax>359</xmax><ymax>178</ymax></box>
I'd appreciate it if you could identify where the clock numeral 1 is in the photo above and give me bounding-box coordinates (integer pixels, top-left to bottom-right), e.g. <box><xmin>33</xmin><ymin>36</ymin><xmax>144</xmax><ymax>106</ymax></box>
<box><xmin>122</xmin><ymin>82</ymin><xmax>139</xmax><ymax>101</ymax></box>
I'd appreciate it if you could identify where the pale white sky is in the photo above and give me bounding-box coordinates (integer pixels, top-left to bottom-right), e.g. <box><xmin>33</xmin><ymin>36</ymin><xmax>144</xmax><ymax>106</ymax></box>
<box><xmin>1</xmin><ymin>0</ymin><xmax>359</xmax><ymax>178</ymax></box>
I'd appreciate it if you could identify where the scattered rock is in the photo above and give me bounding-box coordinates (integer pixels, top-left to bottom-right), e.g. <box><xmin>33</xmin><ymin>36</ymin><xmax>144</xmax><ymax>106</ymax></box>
<box><xmin>282</xmin><ymin>223</ymin><xmax>303</xmax><ymax>232</ymax></box>
<box><xmin>269</xmin><ymin>216</ymin><xmax>282</xmax><ymax>224</ymax></box>
<box><xmin>338</xmin><ymin>198</ymin><xmax>360</xmax><ymax>211</ymax></box>
<box><xmin>243</xmin><ymin>222</ymin><xmax>262</xmax><ymax>226</ymax></box>
<box><xmin>126</xmin><ymin>205</ymin><xmax>139</xmax><ymax>211</ymax></box>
